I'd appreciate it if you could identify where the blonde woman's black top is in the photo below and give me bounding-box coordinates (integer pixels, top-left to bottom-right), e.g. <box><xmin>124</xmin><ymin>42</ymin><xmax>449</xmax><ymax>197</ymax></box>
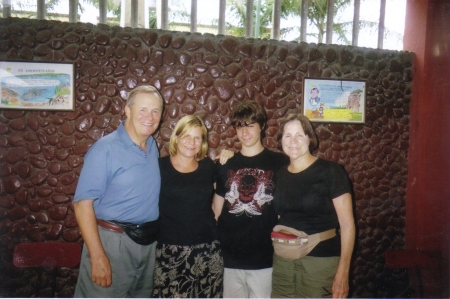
<box><xmin>158</xmin><ymin>156</ymin><xmax>218</xmax><ymax>246</ymax></box>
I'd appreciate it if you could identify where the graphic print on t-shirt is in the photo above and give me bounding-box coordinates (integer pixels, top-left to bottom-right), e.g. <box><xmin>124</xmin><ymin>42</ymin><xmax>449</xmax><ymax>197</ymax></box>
<box><xmin>224</xmin><ymin>168</ymin><xmax>275</xmax><ymax>216</ymax></box>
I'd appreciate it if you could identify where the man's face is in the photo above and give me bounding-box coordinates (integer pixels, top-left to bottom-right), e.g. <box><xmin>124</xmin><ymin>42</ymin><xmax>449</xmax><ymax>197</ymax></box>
<box><xmin>125</xmin><ymin>93</ymin><xmax>162</xmax><ymax>140</ymax></box>
<box><xmin>311</xmin><ymin>89</ymin><xmax>319</xmax><ymax>99</ymax></box>
<box><xmin>235</xmin><ymin>122</ymin><xmax>262</xmax><ymax>150</ymax></box>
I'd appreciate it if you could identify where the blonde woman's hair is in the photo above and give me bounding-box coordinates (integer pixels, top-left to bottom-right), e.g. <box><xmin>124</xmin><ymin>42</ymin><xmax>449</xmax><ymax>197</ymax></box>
<box><xmin>168</xmin><ymin>115</ymin><xmax>208</xmax><ymax>160</ymax></box>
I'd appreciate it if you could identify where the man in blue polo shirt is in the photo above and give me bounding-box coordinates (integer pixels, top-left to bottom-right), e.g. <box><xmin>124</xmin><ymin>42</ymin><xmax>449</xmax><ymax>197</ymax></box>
<box><xmin>73</xmin><ymin>85</ymin><xmax>163</xmax><ymax>297</ymax></box>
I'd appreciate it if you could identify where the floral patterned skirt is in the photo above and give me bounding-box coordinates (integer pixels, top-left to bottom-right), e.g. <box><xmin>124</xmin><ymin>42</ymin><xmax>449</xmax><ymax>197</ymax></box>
<box><xmin>153</xmin><ymin>240</ymin><xmax>224</xmax><ymax>298</ymax></box>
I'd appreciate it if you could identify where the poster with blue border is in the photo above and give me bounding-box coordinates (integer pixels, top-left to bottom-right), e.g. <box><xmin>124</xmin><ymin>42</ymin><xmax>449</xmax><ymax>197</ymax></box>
<box><xmin>0</xmin><ymin>60</ymin><xmax>74</xmax><ymax>111</ymax></box>
<box><xmin>303</xmin><ymin>78</ymin><xmax>366</xmax><ymax>123</ymax></box>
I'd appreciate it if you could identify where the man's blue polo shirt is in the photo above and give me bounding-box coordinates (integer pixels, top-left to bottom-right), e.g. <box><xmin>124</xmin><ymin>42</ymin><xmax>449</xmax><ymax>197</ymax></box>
<box><xmin>73</xmin><ymin>122</ymin><xmax>160</xmax><ymax>224</ymax></box>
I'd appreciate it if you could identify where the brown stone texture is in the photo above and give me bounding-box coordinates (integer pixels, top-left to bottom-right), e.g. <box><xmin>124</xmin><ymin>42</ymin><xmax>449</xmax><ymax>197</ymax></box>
<box><xmin>0</xmin><ymin>18</ymin><xmax>413</xmax><ymax>298</ymax></box>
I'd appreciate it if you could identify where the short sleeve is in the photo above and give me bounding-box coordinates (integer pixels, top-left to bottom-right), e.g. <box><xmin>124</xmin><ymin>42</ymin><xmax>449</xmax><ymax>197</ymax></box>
<box><xmin>327</xmin><ymin>162</ymin><xmax>352</xmax><ymax>200</ymax></box>
<box><xmin>73</xmin><ymin>142</ymin><xmax>110</xmax><ymax>203</ymax></box>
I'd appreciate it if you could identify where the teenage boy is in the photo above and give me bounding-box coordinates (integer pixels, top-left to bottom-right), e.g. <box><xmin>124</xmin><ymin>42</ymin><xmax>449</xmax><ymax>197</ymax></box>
<box><xmin>213</xmin><ymin>100</ymin><xmax>289</xmax><ymax>298</ymax></box>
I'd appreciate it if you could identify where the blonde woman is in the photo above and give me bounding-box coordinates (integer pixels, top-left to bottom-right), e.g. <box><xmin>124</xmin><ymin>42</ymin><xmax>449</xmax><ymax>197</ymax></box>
<box><xmin>153</xmin><ymin>115</ymin><xmax>232</xmax><ymax>298</ymax></box>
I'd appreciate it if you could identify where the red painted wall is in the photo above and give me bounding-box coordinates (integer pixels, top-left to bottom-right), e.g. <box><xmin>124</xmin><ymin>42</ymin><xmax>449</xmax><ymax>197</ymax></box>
<box><xmin>404</xmin><ymin>0</ymin><xmax>450</xmax><ymax>296</ymax></box>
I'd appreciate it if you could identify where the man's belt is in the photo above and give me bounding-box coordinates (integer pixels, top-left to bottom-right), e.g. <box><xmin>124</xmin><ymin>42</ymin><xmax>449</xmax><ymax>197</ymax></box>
<box><xmin>96</xmin><ymin>219</ymin><xmax>124</xmax><ymax>233</ymax></box>
<box><xmin>96</xmin><ymin>218</ymin><xmax>159</xmax><ymax>245</ymax></box>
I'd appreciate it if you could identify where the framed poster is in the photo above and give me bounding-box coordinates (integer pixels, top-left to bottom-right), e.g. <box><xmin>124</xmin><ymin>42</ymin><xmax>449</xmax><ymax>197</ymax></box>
<box><xmin>303</xmin><ymin>78</ymin><xmax>366</xmax><ymax>123</ymax></box>
<box><xmin>0</xmin><ymin>60</ymin><xmax>74</xmax><ymax>111</ymax></box>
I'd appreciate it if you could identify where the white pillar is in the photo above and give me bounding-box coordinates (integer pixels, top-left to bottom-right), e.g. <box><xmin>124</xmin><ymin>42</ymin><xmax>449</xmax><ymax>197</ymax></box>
<box><xmin>326</xmin><ymin>0</ymin><xmax>334</xmax><ymax>44</ymax></box>
<box><xmin>37</xmin><ymin>0</ymin><xmax>45</xmax><ymax>20</ymax></box>
<box><xmin>245</xmin><ymin>0</ymin><xmax>253</xmax><ymax>38</ymax></box>
<box><xmin>69</xmin><ymin>0</ymin><xmax>78</xmax><ymax>23</ymax></box>
<box><xmin>218</xmin><ymin>0</ymin><xmax>226</xmax><ymax>35</ymax></box>
<box><xmin>378</xmin><ymin>0</ymin><xmax>386</xmax><ymax>49</ymax></box>
<box><xmin>121</xmin><ymin>0</ymin><xmax>146</xmax><ymax>28</ymax></box>
<box><xmin>157</xmin><ymin>0</ymin><xmax>168</xmax><ymax>30</ymax></box>
<box><xmin>300</xmin><ymin>0</ymin><xmax>308</xmax><ymax>42</ymax></box>
<box><xmin>271</xmin><ymin>0</ymin><xmax>281</xmax><ymax>40</ymax></box>
<box><xmin>191</xmin><ymin>0</ymin><xmax>197</xmax><ymax>33</ymax></box>
<box><xmin>99</xmin><ymin>0</ymin><xmax>107</xmax><ymax>24</ymax></box>
<box><xmin>352</xmin><ymin>0</ymin><xmax>360</xmax><ymax>46</ymax></box>
<box><xmin>2</xmin><ymin>0</ymin><xmax>11</xmax><ymax>18</ymax></box>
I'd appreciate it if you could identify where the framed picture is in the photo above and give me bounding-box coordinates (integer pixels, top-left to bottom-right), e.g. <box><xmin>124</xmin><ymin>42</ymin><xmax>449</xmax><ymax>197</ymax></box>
<box><xmin>303</xmin><ymin>77</ymin><xmax>366</xmax><ymax>123</ymax></box>
<box><xmin>0</xmin><ymin>60</ymin><xmax>74</xmax><ymax>111</ymax></box>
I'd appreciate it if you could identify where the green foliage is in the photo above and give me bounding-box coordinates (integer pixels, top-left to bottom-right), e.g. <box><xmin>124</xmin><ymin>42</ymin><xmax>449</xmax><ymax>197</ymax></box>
<box><xmin>12</xmin><ymin>0</ymin><xmax>83</xmax><ymax>19</ymax></box>
<box><xmin>224</xmin><ymin>0</ymin><xmax>388</xmax><ymax>45</ymax></box>
<box><xmin>168</xmin><ymin>0</ymin><xmax>191</xmax><ymax>24</ymax></box>
<box><xmin>83</xmin><ymin>0</ymin><xmax>121</xmax><ymax>15</ymax></box>
<box><xmin>45</xmin><ymin>0</ymin><xmax>62</xmax><ymax>12</ymax></box>
<box><xmin>149</xmin><ymin>9</ymin><xmax>157</xmax><ymax>29</ymax></box>
<box><xmin>226</xmin><ymin>0</ymin><xmax>272</xmax><ymax>38</ymax></box>
<box><xmin>82</xmin><ymin>0</ymin><xmax>120</xmax><ymax>25</ymax></box>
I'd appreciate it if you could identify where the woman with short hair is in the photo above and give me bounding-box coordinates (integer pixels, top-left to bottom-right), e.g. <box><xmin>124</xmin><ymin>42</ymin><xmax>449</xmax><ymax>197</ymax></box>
<box><xmin>153</xmin><ymin>115</ymin><xmax>232</xmax><ymax>298</ymax></box>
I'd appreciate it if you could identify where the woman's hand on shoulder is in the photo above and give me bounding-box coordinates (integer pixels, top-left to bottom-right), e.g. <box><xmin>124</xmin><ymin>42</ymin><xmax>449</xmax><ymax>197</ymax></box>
<box><xmin>215</xmin><ymin>149</ymin><xmax>235</xmax><ymax>165</ymax></box>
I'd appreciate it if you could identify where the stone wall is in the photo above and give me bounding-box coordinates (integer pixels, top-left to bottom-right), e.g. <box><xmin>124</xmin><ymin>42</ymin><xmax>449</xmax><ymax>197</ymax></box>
<box><xmin>0</xmin><ymin>18</ymin><xmax>413</xmax><ymax>297</ymax></box>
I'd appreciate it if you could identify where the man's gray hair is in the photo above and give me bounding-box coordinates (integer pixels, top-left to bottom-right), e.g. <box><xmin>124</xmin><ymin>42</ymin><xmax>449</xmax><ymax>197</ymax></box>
<box><xmin>126</xmin><ymin>86</ymin><xmax>164</xmax><ymax>108</ymax></box>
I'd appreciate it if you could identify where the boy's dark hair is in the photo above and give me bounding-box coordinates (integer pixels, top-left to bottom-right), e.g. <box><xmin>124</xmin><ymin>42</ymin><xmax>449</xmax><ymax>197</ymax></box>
<box><xmin>230</xmin><ymin>100</ymin><xmax>267</xmax><ymax>130</ymax></box>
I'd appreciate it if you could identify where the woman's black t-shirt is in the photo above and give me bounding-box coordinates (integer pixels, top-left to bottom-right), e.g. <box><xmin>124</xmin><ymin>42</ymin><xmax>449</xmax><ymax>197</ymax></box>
<box><xmin>274</xmin><ymin>158</ymin><xmax>352</xmax><ymax>257</ymax></box>
<box><xmin>158</xmin><ymin>156</ymin><xmax>218</xmax><ymax>246</ymax></box>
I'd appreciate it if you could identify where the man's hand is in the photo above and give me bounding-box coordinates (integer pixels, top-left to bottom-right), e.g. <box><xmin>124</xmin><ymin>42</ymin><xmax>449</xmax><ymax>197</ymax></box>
<box><xmin>74</xmin><ymin>200</ymin><xmax>113</xmax><ymax>288</ymax></box>
<box><xmin>91</xmin><ymin>254</ymin><xmax>112</xmax><ymax>287</ymax></box>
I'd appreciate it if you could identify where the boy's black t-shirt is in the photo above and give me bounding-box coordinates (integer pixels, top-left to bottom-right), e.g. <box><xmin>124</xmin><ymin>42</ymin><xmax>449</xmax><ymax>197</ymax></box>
<box><xmin>215</xmin><ymin>148</ymin><xmax>289</xmax><ymax>269</ymax></box>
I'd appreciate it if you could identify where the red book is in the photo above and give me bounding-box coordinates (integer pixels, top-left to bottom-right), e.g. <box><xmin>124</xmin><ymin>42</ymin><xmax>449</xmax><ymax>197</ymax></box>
<box><xmin>271</xmin><ymin>231</ymin><xmax>298</xmax><ymax>240</ymax></box>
